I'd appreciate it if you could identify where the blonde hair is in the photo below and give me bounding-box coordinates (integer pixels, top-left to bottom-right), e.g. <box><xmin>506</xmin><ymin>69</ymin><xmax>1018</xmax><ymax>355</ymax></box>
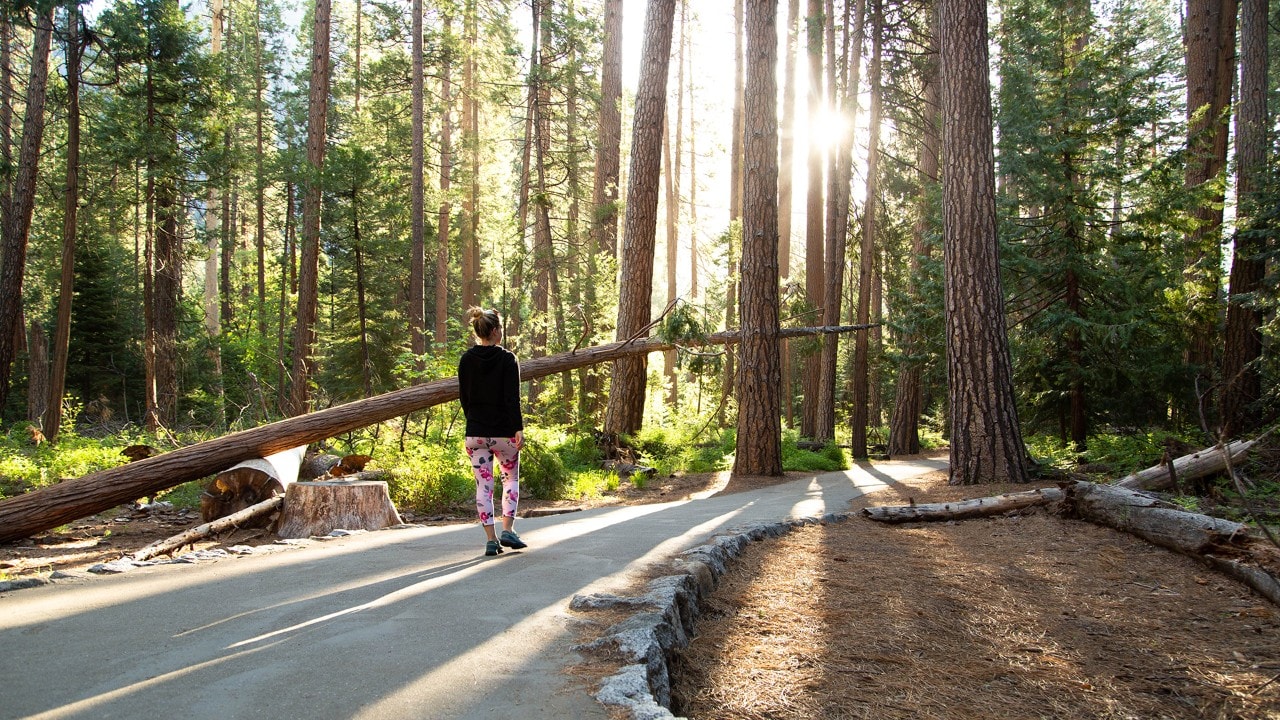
<box><xmin>466</xmin><ymin>307</ymin><xmax>502</xmax><ymax>340</ymax></box>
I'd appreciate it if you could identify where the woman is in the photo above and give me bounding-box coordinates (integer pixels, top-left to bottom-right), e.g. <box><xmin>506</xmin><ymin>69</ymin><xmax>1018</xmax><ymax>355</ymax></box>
<box><xmin>458</xmin><ymin>307</ymin><xmax>528</xmax><ymax>556</ymax></box>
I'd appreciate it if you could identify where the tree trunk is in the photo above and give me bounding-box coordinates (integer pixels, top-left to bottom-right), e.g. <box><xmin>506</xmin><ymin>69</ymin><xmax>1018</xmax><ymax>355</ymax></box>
<box><xmin>0</xmin><ymin>7</ymin><xmax>11</xmax><ymax>238</ymax></box>
<box><xmin>0</xmin><ymin>7</ymin><xmax>52</xmax><ymax>414</ymax></box>
<box><xmin>720</xmin><ymin>0</ymin><xmax>745</xmax><ymax>429</ymax></box>
<box><xmin>254</xmin><ymin>0</ymin><xmax>267</xmax><ymax>335</ymax></box>
<box><xmin>204</xmin><ymin>0</ymin><xmax>225</xmax><ymax>429</ymax></box>
<box><xmin>603</xmin><ymin>0</ymin><xmax>677</xmax><ymax>436</ymax></box>
<box><xmin>290</xmin><ymin>0</ymin><xmax>332</xmax><ymax>416</ymax></box>
<box><xmin>153</xmin><ymin>167</ymin><xmax>182</xmax><ymax>429</ymax></box>
<box><xmin>530</xmin><ymin>0</ymin><xmax>553</xmax><ymax>402</ymax></box>
<box><xmin>26</xmin><ymin>319</ymin><xmax>47</xmax><ymax>426</ymax></box>
<box><xmin>800</xmin><ymin>0</ymin><xmax>825</xmax><ymax>439</ymax></box>
<box><xmin>863</xmin><ymin>487</ymin><xmax>1064</xmax><ymax>523</ymax></box>
<box><xmin>276</xmin><ymin>480</ymin><xmax>403</xmax><ymax>539</ymax></box>
<box><xmin>1221</xmin><ymin>0</ymin><xmax>1268</xmax><ymax>438</ymax></box>
<box><xmin>777</xmin><ymin>0</ymin><xmax>799</xmax><ymax>280</ymax></box>
<box><xmin>939</xmin><ymin>0</ymin><xmax>1028</xmax><ymax>485</ymax></box>
<box><xmin>0</xmin><ymin>325</ymin><xmax>868</xmax><ymax>543</ymax></box>
<box><xmin>1115</xmin><ymin>438</ymin><xmax>1255</xmax><ymax>491</ymax></box>
<box><xmin>888</xmin><ymin>13</ymin><xmax>938</xmax><ymax>458</ymax></box>
<box><xmin>409</xmin><ymin>0</ymin><xmax>426</xmax><ymax>371</ymax></box>
<box><xmin>461</xmin><ymin>0</ymin><xmax>480</xmax><ymax>310</ymax></box>
<box><xmin>851</xmin><ymin>0</ymin><xmax>883</xmax><ymax>455</ymax></box>
<box><xmin>435</xmin><ymin>12</ymin><xmax>454</xmax><ymax>348</ymax></box>
<box><xmin>734</xmin><ymin>0</ymin><xmax>783</xmax><ymax>477</ymax></box>
<box><xmin>663</xmin><ymin>3</ymin><xmax>686</xmax><ymax>410</ymax></box>
<box><xmin>1182</xmin><ymin>0</ymin><xmax>1238</xmax><ymax>393</ymax></box>
<box><xmin>45</xmin><ymin>7</ymin><xmax>79</xmax><ymax>441</ymax></box>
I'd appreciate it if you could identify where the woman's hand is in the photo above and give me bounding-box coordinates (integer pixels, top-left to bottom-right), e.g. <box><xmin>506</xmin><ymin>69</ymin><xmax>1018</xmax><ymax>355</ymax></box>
<box><xmin>514</xmin><ymin>430</ymin><xmax>524</xmax><ymax>450</ymax></box>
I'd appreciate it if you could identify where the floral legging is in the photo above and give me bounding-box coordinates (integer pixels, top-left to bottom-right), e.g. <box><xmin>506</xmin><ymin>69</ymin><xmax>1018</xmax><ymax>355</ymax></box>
<box><xmin>464</xmin><ymin>436</ymin><xmax>521</xmax><ymax>526</ymax></box>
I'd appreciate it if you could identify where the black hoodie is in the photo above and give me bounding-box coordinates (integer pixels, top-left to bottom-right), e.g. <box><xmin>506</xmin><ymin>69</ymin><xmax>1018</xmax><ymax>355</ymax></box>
<box><xmin>457</xmin><ymin>344</ymin><xmax>524</xmax><ymax>438</ymax></box>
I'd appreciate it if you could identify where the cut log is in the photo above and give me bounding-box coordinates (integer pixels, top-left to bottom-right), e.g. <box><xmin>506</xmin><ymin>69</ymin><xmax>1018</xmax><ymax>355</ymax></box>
<box><xmin>129</xmin><ymin>496</ymin><xmax>284</xmax><ymax>562</ymax></box>
<box><xmin>861</xmin><ymin>487</ymin><xmax>1064</xmax><ymax>523</ymax></box>
<box><xmin>200</xmin><ymin>446</ymin><xmax>306</xmax><ymax>523</ymax></box>
<box><xmin>1114</xmin><ymin>439</ymin><xmax>1255</xmax><ymax>491</ymax></box>
<box><xmin>0</xmin><ymin>324</ymin><xmax>870</xmax><ymax>543</ymax></box>
<box><xmin>275</xmin><ymin>480</ymin><xmax>403</xmax><ymax>539</ymax></box>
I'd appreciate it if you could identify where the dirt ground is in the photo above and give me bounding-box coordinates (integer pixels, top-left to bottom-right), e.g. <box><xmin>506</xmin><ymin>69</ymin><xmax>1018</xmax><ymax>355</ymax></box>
<box><xmin>4</xmin><ymin>459</ymin><xmax>1279</xmax><ymax>720</ymax></box>
<box><xmin>673</xmin><ymin>466</ymin><xmax>1280</xmax><ymax>720</ymax></box>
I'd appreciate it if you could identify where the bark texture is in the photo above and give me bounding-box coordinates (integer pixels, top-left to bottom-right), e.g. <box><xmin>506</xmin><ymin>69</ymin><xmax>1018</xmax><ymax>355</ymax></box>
<box><xmin>603</xmin><ymin>0</ymin><xmax>676</xmax><ymax>436</ymax></box>
<box><xmin>734</xmin><ymin>0</ymin><xmax>783</xmax><ymax>476</ymax></box>
<box><xmin>939</xmin><ymin>0</ymin><xmax>1028</xmax><ymax>484</ymax></box>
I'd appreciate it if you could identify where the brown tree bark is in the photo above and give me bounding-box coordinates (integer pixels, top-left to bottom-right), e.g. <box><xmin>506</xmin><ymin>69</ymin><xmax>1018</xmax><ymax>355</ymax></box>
<box><xmin>734</xmin><ymin>0</ymin><xmax>783</xmax><ymax>477</ymax></box>
<box><xmin>435</xmin><ymin>12</ymin><xmax>454</xmax><ymax>348</ymax></box>
<box><xmin>800</xmin><ymin>0</ymin><xmax>825</xmax><ymax>438</ymax></box>
<box><xmin>409</xmin><ymin>0</ymin><xmax>426</xmax><ymax>371</ymax></box>
<box><xmin>888</xmin><ymin>12</ymin><xmax>938</xmax><ymax>458</ymax></box>
<box><xmin>26</xmin><ymin>318</ymin><xmax>46</xmax><ymax>426</ymax></box>
<box><xmin>720</xmin><ymin>0</ymin><xmax>745</xmax><ymax>428</ymax></box>
<box><xmin>45</xmin><ymin>5</ymin><xmax>80</xmax><ymax>442</ymax></box>
<box><xmin>460</xmin><ymin>0</ymin><xmax>480</xmax><ymax>310</ymax></box>
<box><xmin>1182</xmin><ymin>0</ymin><xmax>1238</xmax><ymax>390</ymax></box>
<box><xmin>254</xmin><ymin>0</ymin><xmax>268</xmax><ymax>335</ymax></box>
<box><xmin>0</xmin><ymin>6</ymin><xmax>52</xmax><ymax>414</ymax></box>
<box><xmin>777</xmin><ymin>0</ymin><xmax>799</xmax><ymax>280</ymax></box>
<box><xmin>663</xmin><ymin>1</ymin><xmax>686</xmax><ymax>410</ymax></box>
<box><xmin>591</xmin><ymin>0</ymin><xmax>623</xmax><ymax>263</ymax></box>
<box><xmin>289</xmin><ymin>0</ymin><xmax>332</xmax><ymax>416</ymax></box>
<box><xmin>152</xmin><ymin>163</ymin><xmax>182</xmax><ymax>428</ymax></box>
<box><xmin>0</xmin><ymin>324</ymin><xmax>867</xmax><ymax>543</ymax></box>
<box><xmin>530</xmin><ymin>0</ymin><xmax>554</xmax><ymax>400</ymax></box>
<box><xmin>939</xmin><ymin>0</ymin><xmax>1028</xmax><ymax>485</ymax></box>
<box><xmin>850</xmin><ymin>0</ymin><xmax>883</xmax><ymax>456</ymax></box>
<box><xmin>603</xmin><ymin>0</ymin><xmax>677</xmax><ymax>436</ymax></box>
<box><xmin>1221</xmin><ymin>0</ymin><xmax>1268</xmax><ymax>438</ymax></box>
<box><xmin>0</xmin><ymin>8</ymin><xmax>11</xmax><ymax>235</ymax></box>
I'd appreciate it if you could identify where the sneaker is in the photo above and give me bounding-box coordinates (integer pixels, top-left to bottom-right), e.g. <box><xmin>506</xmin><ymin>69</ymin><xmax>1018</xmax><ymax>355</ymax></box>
<box><xmin>485</xmin><ymin>540</ymin><xmax>504</xmax><ymax>556</ymax></box>
<box><xmin>499</xmin><ymin>530</ymin><xmax>527</xmax><ymax>549</ymax></box>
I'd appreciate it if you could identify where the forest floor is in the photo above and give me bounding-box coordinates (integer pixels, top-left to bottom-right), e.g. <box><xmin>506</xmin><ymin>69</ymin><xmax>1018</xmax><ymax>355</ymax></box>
<box><xmin>3</xmin><ymin>456</ymin><xmax>1279</xmax><ymax>719</ymax></box>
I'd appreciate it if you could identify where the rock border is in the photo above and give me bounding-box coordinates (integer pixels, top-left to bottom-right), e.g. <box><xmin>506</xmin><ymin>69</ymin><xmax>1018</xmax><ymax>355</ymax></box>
<box><xmin>570</xmin><ymin>511</ymin><xmax>853</xmax><ymax>720</ymax></box>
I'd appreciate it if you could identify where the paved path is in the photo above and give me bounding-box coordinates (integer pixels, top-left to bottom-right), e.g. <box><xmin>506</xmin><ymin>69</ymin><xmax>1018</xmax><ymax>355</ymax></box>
<box><xmin>0</xmin><ymin>458</ymin><xmax>946</xmax><ymax>720</ymax></box>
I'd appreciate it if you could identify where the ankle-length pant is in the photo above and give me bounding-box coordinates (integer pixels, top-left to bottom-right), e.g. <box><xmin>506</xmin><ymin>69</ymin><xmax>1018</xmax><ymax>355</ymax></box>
<box><xmin>464</xmin><ymin>436</ymin><xmax>521</xmax><ymax>526</ymax></box>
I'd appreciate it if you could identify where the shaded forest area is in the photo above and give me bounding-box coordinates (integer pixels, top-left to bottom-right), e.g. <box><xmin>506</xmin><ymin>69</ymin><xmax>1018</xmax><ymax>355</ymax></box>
<box><xmin>0</xmin><ymin>0</ymin><xmax>1276</xmax><ymax>509</ymax></box>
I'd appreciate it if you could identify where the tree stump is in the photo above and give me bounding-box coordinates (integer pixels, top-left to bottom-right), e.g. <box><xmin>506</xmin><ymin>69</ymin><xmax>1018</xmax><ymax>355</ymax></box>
<box><xmin>275</xmin><ymin>480</ymin><xmax>403</xmax><ymax>539</ymax></box>
<box><xmin>201</xmin><ymin>446</ymin><xmax>307</xmax><ymax>524</ymax></box>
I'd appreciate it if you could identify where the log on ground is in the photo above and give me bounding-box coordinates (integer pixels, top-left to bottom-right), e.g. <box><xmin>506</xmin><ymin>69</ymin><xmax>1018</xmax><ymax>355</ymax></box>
<box><xmin>862</xmin><ymin>487</ymin><xmax>1064</xmax><ymax>523</ymax></box>
<box><xmin>275</xmin><ymin>480</ymin><xmax>403</xmax><ymax>539</ymax></box>
<box><xmin>130</xmin><ymin>496</ymin><xmax>284</xmax><ymax>562</ymax></box>
<box><xmin>1115</xmin><ymin>439</ymin><xmax>1255</xmax><ymax>491</ymax></box>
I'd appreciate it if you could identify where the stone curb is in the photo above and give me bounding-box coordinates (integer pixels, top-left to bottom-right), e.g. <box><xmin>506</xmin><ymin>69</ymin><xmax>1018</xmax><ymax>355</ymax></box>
<box><xmin>570</xmin><ymin>511</ymin><xmax>854</xmax><ymax>719</ymax></box>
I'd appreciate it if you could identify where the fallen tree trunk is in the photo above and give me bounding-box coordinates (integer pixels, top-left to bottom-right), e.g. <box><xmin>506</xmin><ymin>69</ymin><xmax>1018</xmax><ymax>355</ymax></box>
<box><xmin>200</xmin><ymin>446</ymin><xmax>307</xmax><ymax>522</ymax></box>
<box><xmin>861</xmin><ymin>487</ymin><xmax>1064</xmax><ymax>523</ymax></box>
<box><xmin>0</xmin><ymin>325</ymin><xmax>869</xmax><ymax>543</ymax></box>
<box><xmin>1114</xmin><ymin>439</ymin><xmax>1255</xmax><ymax>491</ymax></box>
<box><xmin>128</xmin><ymin>496</ymin><xmax>284</xmax><ymax>562</ymax></box>
<box><xmin>864</xmin><ymin>480</ymin><xmax>1280</xmax><ymax>606</ymax></box>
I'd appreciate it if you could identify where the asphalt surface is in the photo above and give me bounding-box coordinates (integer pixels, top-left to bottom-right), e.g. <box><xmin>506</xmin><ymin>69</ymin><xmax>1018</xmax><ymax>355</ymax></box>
<box><xmin>0</xmin><ymin>457</ymin><xmax>947</xmax><ymax>720</ymax></box>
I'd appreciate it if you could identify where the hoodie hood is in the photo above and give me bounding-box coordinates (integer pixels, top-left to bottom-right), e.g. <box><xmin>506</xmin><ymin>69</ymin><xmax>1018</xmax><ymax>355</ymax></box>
<box><xmin>465</xmin><ymin>344</ymin><xmax>509</xmax><ymax>367</ymax></box>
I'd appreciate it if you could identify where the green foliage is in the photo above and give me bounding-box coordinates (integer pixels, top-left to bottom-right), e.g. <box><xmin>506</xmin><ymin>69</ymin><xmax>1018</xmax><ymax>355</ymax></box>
<box><xmin>780</xmin><ymin>430</ymin><xmax>849</xmax><ymax>472</ymax></box>
<box><xmin>0</xmin><ymin>428</ymin><xmax>133</xmax><ymax>499</ymax></box>
<box><xmin>1025</xmin><ymin>429</ymin><xmax>1199</xmax><ymax>474</ymax></box>
<box><xmin>517</xmin><ymin>434</ymin><xmax>571</xmax><ymax>500</ymax></box>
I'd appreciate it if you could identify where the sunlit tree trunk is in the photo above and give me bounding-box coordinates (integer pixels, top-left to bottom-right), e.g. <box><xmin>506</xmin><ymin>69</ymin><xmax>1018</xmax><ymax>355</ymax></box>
<box><xmin>205</xmin><ymin>0</ymin><xmax>227</xmax><ymax>429</ymax></box>
<box><xmin>0</xmin><ymin>6</ymin><xmax>52</xmax><ymax>414</ymax></box>
<box><xmin>460</xmin><ymin>0</ymin><xmax>479</xmax><ymax>311</ymax></box>
<box><xmin>664</xmin><ymin>1</ymin><xmax>686</xmax><ymax>410</ymax></box>
<box><xmin>940</xmin><ymin>0</ymin><xmax>1029</xmax><ymax>484</ymax></box>
<box><xmin>850</xmin><ymin>0</ymin><xmax>882</xmax><ymax>456</ymax></box>
<box><xmin>604</xmin><ymin>0</ymin><xmax>676</xmax><ymax>436</ymax></box>
<box><xmin>1221</xmin><ymin>0</ymin><xmax>1269</xmax><ymax>438</ymax></box>
<box><xmin>435</xmin><ymin>12</ymin><xmax>454</xmax><ymax>348</ymax></box>
<box><xmin>719</xmin><ymin>0</ymin><xmax>744</xmax><ymax>428</ymax></box>
<box><xmin>409</xmin><ymin>0</ymin><xmax>426</xmax><ymax>374</ymax></box>
<box><xmin>254</xmin><ymin>0</ymin><xmax>268</xmax><ymax>336</ymax></box>
<box><xmin>778</xmin><ymin>0</ymin><xmax>799</xmax><ymax>281</ymax></box>
<box><xmin>735</xmin><ymin>0</ymin><xmax>782</xmax><ymax>476</ymax></box>
<box><xmin>46</xmin><ymin>6</ymin><xmax>80</xmax><ymax>442</ymax></box>
<box><xmin>0</xmin><ymin>8</ymin><xmax>11</xmax><ymax>236</ymax></box>
<box><xmin>800</xmin><ymin>0</ymin><xmax>825</xmax><ymax>438</ymax></box>
<box><xmin>290</xmin><ymin>0</ymin><xmax>332</xmax><ymax>416</ymax></box>
<box><xmin>529</xmin><ymin>0</ymin><xmax>553</xmax><ymax>404</ymax></box>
